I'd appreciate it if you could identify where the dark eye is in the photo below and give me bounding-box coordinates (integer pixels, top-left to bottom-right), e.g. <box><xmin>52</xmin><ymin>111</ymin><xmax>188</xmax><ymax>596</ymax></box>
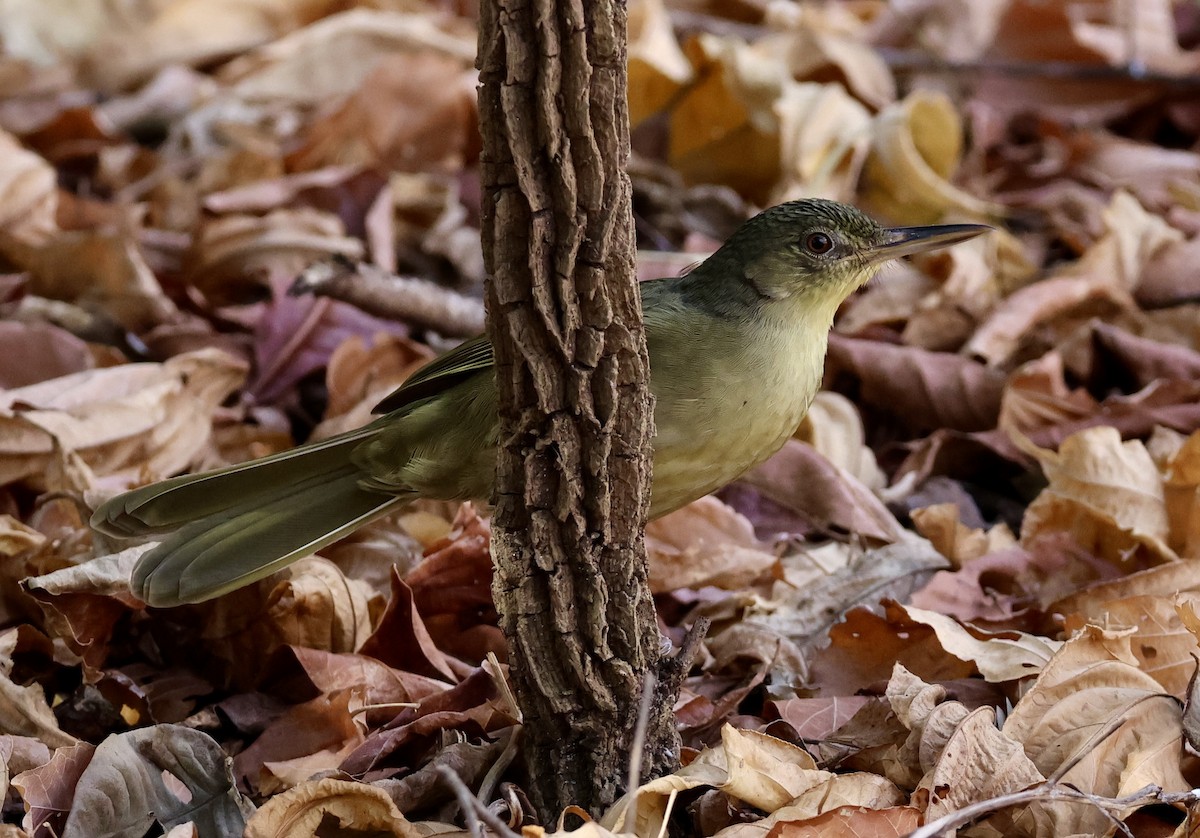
<box><xmin>804</xmin><ymin>232</ymin><xmax>833</xmax><ymax>255</ymax></box>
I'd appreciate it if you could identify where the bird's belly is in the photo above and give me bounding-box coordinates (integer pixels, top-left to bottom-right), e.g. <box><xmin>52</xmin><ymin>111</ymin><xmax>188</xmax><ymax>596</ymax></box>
<box><xmin>647</xmin><ymin>367</ymin><xmax>815</xmax><ymax>518</ymax></box>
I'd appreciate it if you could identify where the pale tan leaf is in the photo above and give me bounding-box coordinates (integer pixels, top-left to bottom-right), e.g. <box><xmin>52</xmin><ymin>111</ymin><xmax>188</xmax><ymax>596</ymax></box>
<box><xmin>1002</xmin><ymin>625</ymin><xmax>1189</xmax><ymax>836</ymax></box>
<box><xmin>219</xmin><ymin>9</ymin><xmax>475</xmax><ymax>105</ymax></box>
<box><xmin>0</xmin><ymin>349</ymin><xmax>247</xmax><ymax>491</ymax></box>
<box><xmin>628</xmin><ymin>0</ymin><xmax>692</xmax><ymax>127</ymax></box>
<box><xmin>1019</xmin><ymin>425</ymin><xmax>1174</xmax><ymax>563</ymax></box>
<box><xmin>899</xmin><ymin>605</ymin><xmax>1061</xmax><ymax>682</ymax></box>
<box><xmin>243</xmin><ymin>773</ymin><xmax>422</xmax><ymax>835</ymax></box>
<box><xmin>1063</xmin><ymin>594</ymin><xmax>1197</xmax><ymax>696</ymax></box>
<box><xmin>0</xmin><ymin>128</ymin><xmax>57</xmax><ymax>249</ymax></box>
<box><xmin>796</xmin><ymin>392</ymin><xmax>885</xmax><ymax>492</ymax></box>
<box><xmin>860</xmin><ymin>90</ymin><xmax>1000</xmax><ymax>225</ymax></box>
<box><xmin>920</xmin><ymin>707</ymin><xmax>1044</xmax><ymax>824</ymax></box>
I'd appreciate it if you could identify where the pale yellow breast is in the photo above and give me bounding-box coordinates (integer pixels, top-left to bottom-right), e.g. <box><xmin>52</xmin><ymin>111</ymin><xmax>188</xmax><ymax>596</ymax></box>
<box><xmin>647</xmin><ymin>307</ymin><xmax>831</xmax><ymax>518</ymax></box>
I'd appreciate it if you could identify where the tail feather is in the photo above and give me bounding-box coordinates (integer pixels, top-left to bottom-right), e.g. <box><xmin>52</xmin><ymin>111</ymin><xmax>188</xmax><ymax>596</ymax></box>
<box><xmin>132</xmin><ymin>467</ymin><xmax>407</xmax><ymax>606</ymax></box>
<box><xmin>91</xmin><ymin>425</ymin><xmax>379</xmax><ymax>537</ymax></box>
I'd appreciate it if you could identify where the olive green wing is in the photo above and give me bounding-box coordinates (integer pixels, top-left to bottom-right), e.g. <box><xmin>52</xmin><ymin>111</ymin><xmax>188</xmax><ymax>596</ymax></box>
<box><xmin>372</xmin><ymin>334</ymin><xmax>495</xmax><ymax>414</ymax></box>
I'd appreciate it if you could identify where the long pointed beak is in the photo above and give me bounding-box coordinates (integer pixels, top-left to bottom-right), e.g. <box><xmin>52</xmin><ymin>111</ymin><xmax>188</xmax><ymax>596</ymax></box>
<box><xmin>868</xmin><ymin>223</ymin><xmax>991</xmax><ymax>262</ymax></box>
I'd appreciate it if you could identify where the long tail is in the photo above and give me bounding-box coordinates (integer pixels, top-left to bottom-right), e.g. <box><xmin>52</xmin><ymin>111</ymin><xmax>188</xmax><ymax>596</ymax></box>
<box><xmin>92</xmin><ymin>428</ymin><xmax>408</xmax><ymax>607</ymax></box>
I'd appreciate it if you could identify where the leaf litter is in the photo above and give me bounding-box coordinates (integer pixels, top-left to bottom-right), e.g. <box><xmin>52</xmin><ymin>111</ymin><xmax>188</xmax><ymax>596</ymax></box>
<box><xmin>1</xmin><ymin>0</ymin><xmax>1200</xmax><ymax>835</ymax></box>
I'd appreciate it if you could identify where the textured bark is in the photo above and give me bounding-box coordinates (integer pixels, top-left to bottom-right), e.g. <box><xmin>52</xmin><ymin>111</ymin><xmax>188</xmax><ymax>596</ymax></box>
<box><xmin>477</xmin><ymin>0</ymin><xmax>682</xmax><ymax>819</ymax></box>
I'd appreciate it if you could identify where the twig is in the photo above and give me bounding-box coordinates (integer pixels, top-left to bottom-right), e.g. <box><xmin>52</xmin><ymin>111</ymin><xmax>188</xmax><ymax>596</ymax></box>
<box><xmin>438</xmin><ymin>765</ymin><xmax>522</xmax><ymax>838</ymax></box>
<box><xmin>877</xmin><ymin>48</ymin><xmax>1200</xmax><ymax>88</ymax></box>
<box><xmin>291</xmin><ymin>256</ymin><xmax>486</xmax><ymax>337</ymax></box>
<box><xmin>476</xmin><ymin>727</ymin><xmax>521</xmax><ymax>809</ymax></box>
<box><xmin>348</xmin><ymin>701</ymin><xmax>420</xmax><ymax>719</ymax></box>
<box><xmin>907</xmin><ymin>783</ymin><xmax>1200</xmax><ymax>838</ymax></box>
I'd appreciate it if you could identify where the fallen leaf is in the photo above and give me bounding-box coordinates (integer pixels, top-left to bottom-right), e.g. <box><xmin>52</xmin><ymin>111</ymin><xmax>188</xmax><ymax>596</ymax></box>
<box><xmin>243</xmin><ymin>777</ymin><xmax>421</xmax><ymax>838</ymax></box>
<box><xmin>61</xmin><ymin>725</ymin><xmax>255</xmax><ymax>838</ymax></box>
<box><xmin>646</xmin><ymin>496</ymin><xmax>778</xmax><ymax>593</ymax></box>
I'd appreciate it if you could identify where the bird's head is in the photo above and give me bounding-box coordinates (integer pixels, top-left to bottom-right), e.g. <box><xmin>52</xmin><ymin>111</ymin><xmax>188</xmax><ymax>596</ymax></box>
<box><xmin>714</xmin><ymin>198</ymin><xmax>989</xmax><ymax>308</ymax></box>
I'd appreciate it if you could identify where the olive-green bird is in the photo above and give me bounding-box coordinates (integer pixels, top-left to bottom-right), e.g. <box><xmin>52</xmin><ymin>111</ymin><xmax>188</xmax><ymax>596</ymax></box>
<box><xmin>93</xmin><ymin>199</ymin><xmax>987</xmax><ymax>607</ymax></box>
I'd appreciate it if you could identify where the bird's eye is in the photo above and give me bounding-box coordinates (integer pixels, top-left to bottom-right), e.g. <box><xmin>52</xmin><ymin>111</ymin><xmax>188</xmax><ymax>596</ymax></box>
<box><xmin>803</xmin><ymin>232</ymin><xmax>834</xmax><ymax>255</ymax></box>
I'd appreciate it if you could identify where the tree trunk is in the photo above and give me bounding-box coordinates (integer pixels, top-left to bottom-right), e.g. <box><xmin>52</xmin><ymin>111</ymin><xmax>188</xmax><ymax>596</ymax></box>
<box><xmin>477</xmin><ymin>0</ymin><xmax>684</xmax><ymax>820</ymax></box>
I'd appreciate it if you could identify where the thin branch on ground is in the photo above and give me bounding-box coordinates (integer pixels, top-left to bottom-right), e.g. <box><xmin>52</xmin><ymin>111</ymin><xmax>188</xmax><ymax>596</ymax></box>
<box><xmin>291</xmin><ymin>256</ymin><xmax>486</xmax><ymax>337</ymax></box>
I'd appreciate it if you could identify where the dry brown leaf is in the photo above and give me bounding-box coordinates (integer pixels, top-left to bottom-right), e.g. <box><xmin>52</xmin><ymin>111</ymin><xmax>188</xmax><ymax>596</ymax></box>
<box><xmin>669</xmin><ymin>34</ymin><xmax>785</xmax><ymax>200</ymax></box>
<box><xmin>967</xmin><ymin>276</ymin><xmax>1136</xmax><ymax>368</ymax></box>
<box><xmin>1002</xmin><ymin>624</ymin><xmax>1189</xmax><ymax>836</ymax></box>
<box><xmin>316</xmin><ymin>333</ymin><xmax>435</xmax><ymax>432</ymax></box>
<box><xmin>19</xmin><ymin>226</ymin><xmax>179</xmax><ymax>332</ymax></box>
<box><xmin>825</xmin><ymin>335</ymin><xmax>1005</xmax><ymax>434</ymax></box>
<box><xmin>287</xmin><ymin>51</ymin><xmax>476</xmax><ymax>174</ymax></box>
<box><xmin>0</xmin><ymin>349</ymin><xmax>247</xmax><ymax>492</ymax></box>
<box><xmin>220</xmin><ymin>9</ymin><xmax>474</xmax><ymax>105</ymax></box>
<box><xmin>0</xmin><ymin>322</ymin><xmax>94</xmax><ymax>389</ymax></box>
<box><xmin>0</xmin><ymin>668</ymin><xmax>79</xmax><ymax>750</ymax></box>
<box><xmin>628</xmin><ymin>0</ymin><xmax>692</xmax><ymax>128</ymax></box>
<box><xmin>235</xmin><ymin>691</ymin><xmax>364</xmax><ymax>796</ymax></box>
<box><xmin>604</xmin><ymin>725</ymin><xmax>845</xmax><ymax>837</ymax></box>
<box><xmin>1063</xmin><ymin>594</ymin><xmax>1197</xmax><ymax>696</ymax></box>
<box><xmin>715</xmin><ymin>772</ymin><xmax>905</xmax><ymax>838</ymax></box>
<box><xmin>772</xmin><ymin>82</ymin><xmax>872</xmax><ymax>203</ymax></box>
<box><xmin>1164</xmin><ymin>431</ymin><xmax>1200</xmax><ymax>559</ymax></box>
<box><xmin>646</xmin><ymin>497</ymin><xmax>777</xmax><ymax>593</ymax></box>
<box><xmin>0</xmin><ymin>127</ymin><xmax>57</xmax><ymax>249</ymax></box>
<box><xmin>910</xmin><ymin>503</ymin><xmax>1016</xmax><ymax>568</ymax></box>
<box><xmin>919</xmin><ymin>706</ymin><xmax>1044</xmax><ymax>826</ymax></box>
<box><xmin>11</xmin><ymin>742</ymin><xmax>95</xmax><ymax>838</ymax></box>
<box><xmin>748</xmin><ymin>536</ymin><xmax>948</xmax><ymax>654</ymax></box>
<box><xmin>808</xmin><ymin>602</ymin><xmax>974</xmax><ymax>699</ymax></box>
<box><xmin>1019</xmin><ymin>425</ymin><xmax>1175</xmax><ymax>563</ymax></box>
<box><xmin>244</xmin><ymin>777</ymin><xmax>421</xmax><ymax>838</ymax></box>
<box><xmin>796</xmin><ymin>392</ymin><xmax>885</xmax><ymax>492</ymax></box>
<box><xmin>188</xmin><ymin>209</ymin><xmax>363</xmax><ymax>303</ymax></box>
<box><xmin>898</xmin><ymin>605</ymin><xmax>1061</xmax><ymax>682</ymax></box>
<box><xmin>760</xmin><ymin>805</ymin><xmax>922</xmax><ymax>838</ymax></box>
<box><xmin>741</xmin><ymin>440</ymin><xmax>904</xmax><ymax>543</ymax></box>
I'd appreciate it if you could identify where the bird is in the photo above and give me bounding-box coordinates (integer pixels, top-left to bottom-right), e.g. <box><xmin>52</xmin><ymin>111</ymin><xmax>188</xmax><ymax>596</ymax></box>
<box><xmin>92</xmin><ymin>199</ymin><xmax>988</xmax><ymax>607</ymax></box>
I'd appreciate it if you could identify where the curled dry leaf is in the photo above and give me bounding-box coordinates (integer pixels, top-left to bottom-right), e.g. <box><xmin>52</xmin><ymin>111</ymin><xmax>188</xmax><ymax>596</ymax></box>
<box><xmin>910</xmin><ymin>503</ymin><xmax>1016</xmax><ymax>568</ymax></box>
<box><xmin>0</xmin><ymin>349</ymin><xmax>246</xmax><ymax>492</ymax></box>
<box><xmin>24</xmin><ymin>228</ymin><xmax>179</xmax><ymax>332</ymax></box>
<box><xmin>772</xmin><ymin>81</ymin><xmax>872</xmax><ymax>202</ymax></box>
<box><xmin>898</xmin><ymin>604</ymin><xmax>1062</xmax><ymax>682</ymax></box>
<box><xmin>603</xmin><ymin>725</ymin><xmax>901</xmax><ymax>838</ymax></box>
<box><xmin>859</xmin><ymin>90</ymin><xmax>1000</xmax><ymax>225</ymax></box>
<box><xmin>741</xmin><ymin>440</ymin><xmax>904</xmax><ymax>543</ymax></box>
<box><xmin>243</xmin><ymin>776</ymin><xmax>422</xmax><ymax>838</ymax></box>
<box><xmin>188</xmin><ymin>209</ymin><xmax>363</xmax><ymax>303</ymax></box>
<box><xmin>219</xmin><ymin>10</ymin><xmax>475</xmax><ymax>106</ymax></box>
<box><xmin>669</xmin><ymin>34</ymin><xmax>788</xmax><ymax>200</ymax></box>
<box><xmin>826</xmin><ymin>334</ymin><xmax>1005</xmax><ymax>434</ymax></box>
<box><xmin>60</xmin><ymin>725</ymin><xmax>255</xmax><ymax>838</ymax></box>
<box><xmin>1019</xmin><ymin>425</ymin><xmax>1175</xmax><ymax>563</ymax></box>
<box><xmin>0</xmin><ymin>128</ymin><xmax>57</xmax><ymax>250</ymax></box>
<box><xmin>1002</xmin><ymin>624</ymin><xmax>1189</xmax><ymax>836</ymax></box>
<box><xmin>645</xmin><ymin>496</ymin><xmax>777</xmax><ymax>594</ymax></box>
<box><xmin>628</xmin><ymin>0</ymin><xmax>692</xmax><ymax>128</ymax></box>
<box><xmin>796</xmin><ymin>392</ymin><xmax>885</xmax><ymax>492</ymax></box>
